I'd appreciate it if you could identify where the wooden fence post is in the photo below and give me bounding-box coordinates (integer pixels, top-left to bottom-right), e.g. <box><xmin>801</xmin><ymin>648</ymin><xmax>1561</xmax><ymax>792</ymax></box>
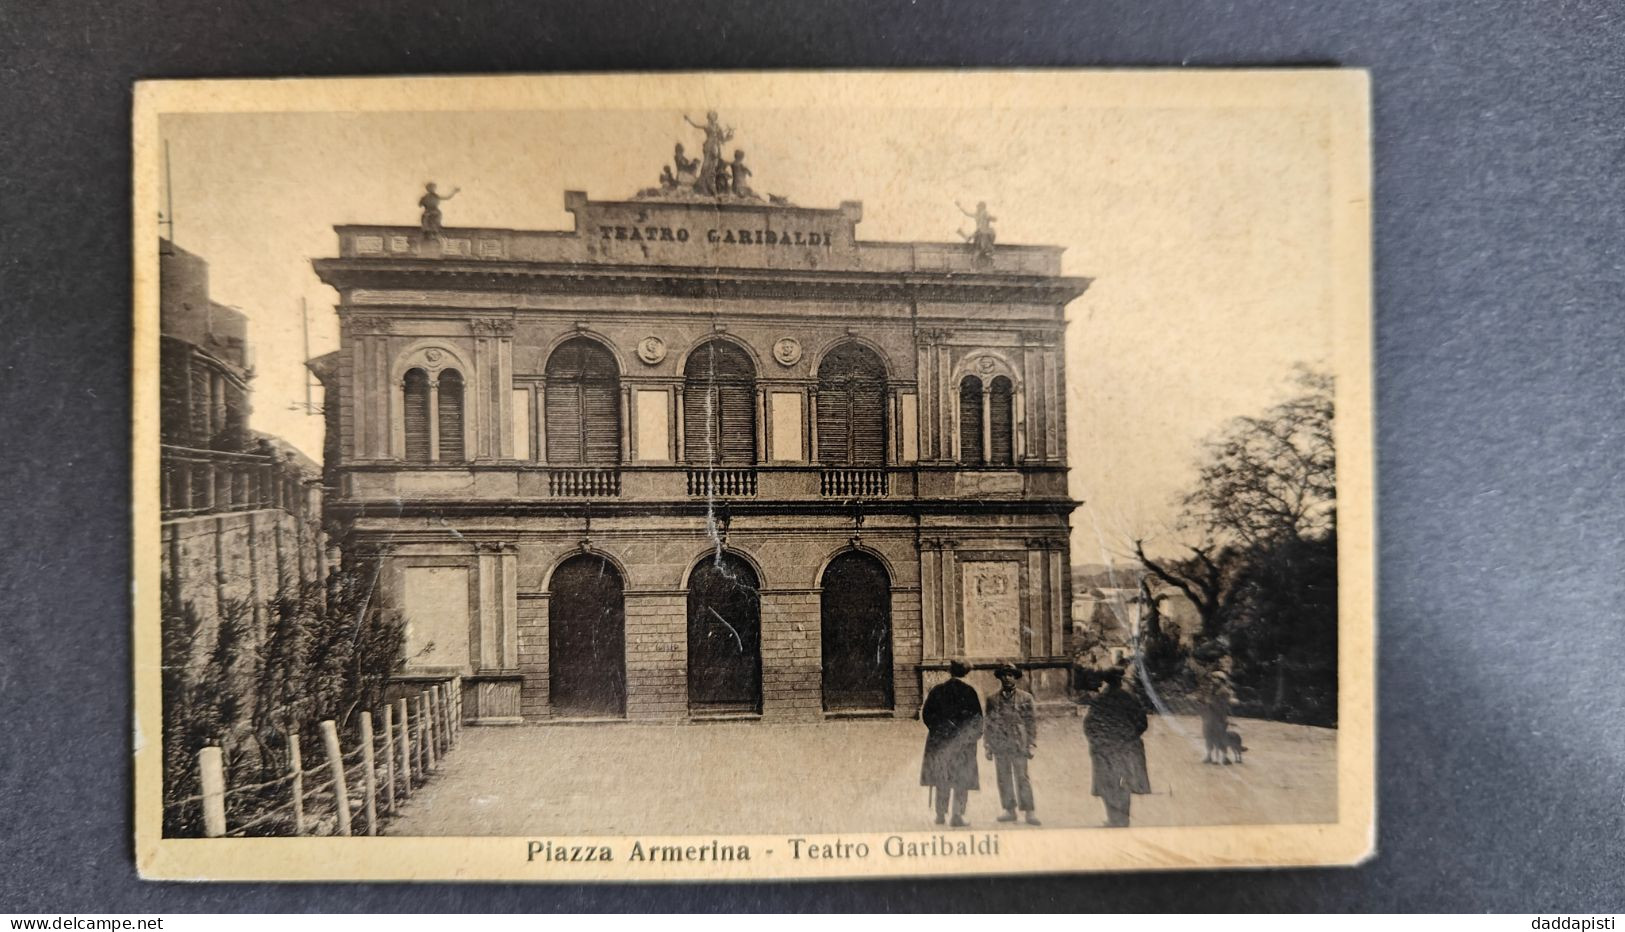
<box><xmin>413</xmin><ymin>693</ymin><xmax>425</xmax><ymax>773</ymax></box>
<box><xmin>413</xmin><ymin>694</ymin><xmax>424</xmax><ymax>773</ymax></box>
<box><xmin>433</xmin><ymin>684</ymin><xmax>445</xmax><ymax>752</ymax></box>
<box><xmin>433</xmin><ymin>685</ymin><xmax>445</xmax><ymax>756</ymax></box>
<box><xmin>319</xmin><ymin>719</ymin><xmax>352</xmax><ymax>837</ymax></box>
<box><xmin>396</xmin><ymin>697</ymin><xmax>412</xmax><ymax>795</ymax></box>
<box><xmin>452</xmin><ymin>675</ymin><xmax>463</xmax><ymax>734</ymax></box>
<box><xmin>381</xmin><ymin>703</ymin><xmax>396</xmax><ymax>812</ymax></box>
<box><xmin>423</xmin><ymin>691</ymin><xmax>437</xmax><ymax>771</ymax></box>
<box><xmin>437</xmin><ymin>684</ymin><xmax>451</xmax><ymax>751</ymax></box>
<box><xmin>359</xmin><ymin>713</ymin><xmax>378</xmax><ymax>836</ymax></box>
<box><xmin>289</xmin><ymin>731</ymin><xmax>305</xmax><ymax>835</ymax></box>
<box><xmin>198</xmin><ymin>746</ymin><xmax>226</xmax><ymax>838</ymax></box>
<box><xmin>422</xmin><ymin>694</ymin><xmax>435</xmax><ymax>772</ymax></box>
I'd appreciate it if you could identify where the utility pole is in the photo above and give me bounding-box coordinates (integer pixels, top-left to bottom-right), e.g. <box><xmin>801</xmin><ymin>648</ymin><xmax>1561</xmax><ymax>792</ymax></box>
<box><xmin>302</xmin><ymin>297</ymin><xmax>312</xmax><ymax>413</ymax></box>
<box><xmin>160</xmin><ymin>139</ymin><xmax>175</xmax><ymax>242</ymax></box>
<box><xmin>289</xmin><ymin>297</ymin><xmax>321</xmax><ymax>416</ymax></box>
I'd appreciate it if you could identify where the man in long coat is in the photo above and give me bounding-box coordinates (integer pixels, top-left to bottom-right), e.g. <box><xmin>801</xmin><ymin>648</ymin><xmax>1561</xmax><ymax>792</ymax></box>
<box><xmin>984</xmin><ymin>663</ymin><xmax>1041</xmax><ymax>824</ymax></box>
<box><xmin>920</xmin><ymin>659</ymin><xmax>984</xmax><ymax>827</ymax></box>
<box><xmin>1082</xmin><ymin>666</ymin><xmax>1151</xmax><ymax>827</ymax></box>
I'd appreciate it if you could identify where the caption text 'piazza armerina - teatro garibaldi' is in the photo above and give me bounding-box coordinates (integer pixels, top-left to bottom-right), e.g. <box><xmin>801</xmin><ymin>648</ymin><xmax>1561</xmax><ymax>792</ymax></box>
<box><xmin>310</xmin><ymin>128</ymin><xmax>1092</xmax><ymax>725</ymax></box>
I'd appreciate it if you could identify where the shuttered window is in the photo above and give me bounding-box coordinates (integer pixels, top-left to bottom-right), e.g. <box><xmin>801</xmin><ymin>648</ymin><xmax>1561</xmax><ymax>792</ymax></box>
<box><xmin>684</xmin><ymin>340</ymin><xmax>757</xmax><ymax>465</ymax></box>
<box><xmin>543</xmin><ymin>384</ymin><xmax>582</xmax><ymax>462</ymax></box>
<box><xmin>817</xmin><ymin>342</ymin><xmax>888</xmax><ymax>465</ymax></box>
<box><xmin>403</xmin><ymin>368</ymin><xmax>431</xmax><ymax>463</ymax></box>
<box><xmin>815</xmin><ymin>395</ymin><xmax>849</xmax><ymax>464</ymax></box>
<box><xmin>959</xmin><ymin>376</ymin><xmax>984</xmax><ymax>463</ymax></box>
<box><xmin>437</xmin><ymin>369</ymin><xmax>465</xmax><ymax>462</ymax></box>
<box><xmin>544</xmin><ymin>338</ymin><xmax>621</xmax><ymax>464</ymax></box>
<box><xmin>989</xmin><ymin>376</ymin><xmax>1014</xmax><ymax>465</ymax></box>
<box><xmin>582</xmin><ymin>379</ymin><xmax>620</xmax><ymax>461</ymax></box>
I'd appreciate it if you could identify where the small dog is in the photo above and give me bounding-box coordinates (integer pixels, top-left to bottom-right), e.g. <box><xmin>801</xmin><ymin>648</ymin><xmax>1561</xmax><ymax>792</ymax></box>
<box><xmin>1220</xmin><ymin>729</ymin><xmax>1247</xmax><ymax>764</ymax></box>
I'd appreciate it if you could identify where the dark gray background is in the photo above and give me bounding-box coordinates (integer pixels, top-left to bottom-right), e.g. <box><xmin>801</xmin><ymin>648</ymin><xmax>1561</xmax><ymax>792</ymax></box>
<box><xmin>1</xmin><ymin>0</ymin><xmax>1621</xmax><ymax>912</ymax></box>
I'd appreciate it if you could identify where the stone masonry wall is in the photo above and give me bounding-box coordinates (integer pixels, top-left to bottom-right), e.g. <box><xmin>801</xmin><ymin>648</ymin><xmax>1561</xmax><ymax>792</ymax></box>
<box><xmin>163</xmin><ymin>508</ymin><xmax>324</xmax><ymax>628</ymax></box>
<box><xmin>516</xmin><ymin>593</ymin><xmax>549</xmax><ymax>719</ymax></box>
<box><xmin>624</xmin><ymin>593</ymin><xmax>687</xmax><ymax>721</ymax></box>
<box><xmin>759</xmin><ymin>590</ymin><xmax>822</xmax><ymax>722</ymax></box>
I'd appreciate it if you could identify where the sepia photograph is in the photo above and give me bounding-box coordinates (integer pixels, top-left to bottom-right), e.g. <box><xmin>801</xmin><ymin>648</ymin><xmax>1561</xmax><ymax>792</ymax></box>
<box><xmin>132</xmin><ymin>71</ymin><xmax>1373</xmax><ymax>881</ymax></box>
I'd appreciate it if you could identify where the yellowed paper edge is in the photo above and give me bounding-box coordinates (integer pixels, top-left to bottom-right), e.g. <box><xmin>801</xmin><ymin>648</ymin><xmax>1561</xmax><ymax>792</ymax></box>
<box><xmin>132</xmin><ymin>69</ymin><xmax>1374</xmax><ymax>881</ymax></box>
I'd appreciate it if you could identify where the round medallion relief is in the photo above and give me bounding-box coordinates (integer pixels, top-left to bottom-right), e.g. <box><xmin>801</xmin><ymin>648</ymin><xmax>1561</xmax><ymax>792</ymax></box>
<box><xmin>773</xmin><ymin>337</ymin><xmax>803</xmax><ymax>367</ymax></box>
<box><xmin>425</xmin><ymin>348</ymin><xmax>444</xmax><ymax>364</ymax></box>
<box><xmin>977</xmin><ymin>355</ymin><xmax>997</xmax><ymax>374</ymax></box>
<box><xmin>636</xmin><ymin>336</ymin><xmax>667</xmax><ymax>365</ymax></box>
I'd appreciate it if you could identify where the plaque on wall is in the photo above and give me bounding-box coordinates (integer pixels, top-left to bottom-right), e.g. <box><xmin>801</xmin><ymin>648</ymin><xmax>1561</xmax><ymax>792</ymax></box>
<box><xmin>960</xmin><ymin>560</ymin><xmax>1023</xmax><ymax>657</ymax></box>
<box><xmin>132</xmin><ymin>71</ymin><xmax>1374</xmax><ymax>882</ymax></box>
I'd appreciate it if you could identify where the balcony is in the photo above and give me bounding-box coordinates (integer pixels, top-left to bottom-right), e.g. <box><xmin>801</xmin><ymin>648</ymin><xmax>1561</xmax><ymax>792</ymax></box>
<box><xmin>546</xmin><ymin>467</ymin><xmax>622</xmax><ymax>497</ymax></box>
<box><xmin>686</xmin><ymin>468</ymin><xmax>757</xmax><ymax>498</ymax></box>
<box><xmin>819</xmin><ymin>468</ymin><xmax>889</xmax><ymax>499</ymax></box>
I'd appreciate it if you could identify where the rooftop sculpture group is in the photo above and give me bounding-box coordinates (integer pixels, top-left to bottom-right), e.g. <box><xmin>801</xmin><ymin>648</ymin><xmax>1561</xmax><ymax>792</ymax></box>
<box><xmin>410</xmin><ymin>116</ymin><xmax>999</xmax><ymax>261</ymax></box>
<box><xmin>638</xmin><ymin>111</ymin><xmax>786</xmax><ymax>204</ymax></box>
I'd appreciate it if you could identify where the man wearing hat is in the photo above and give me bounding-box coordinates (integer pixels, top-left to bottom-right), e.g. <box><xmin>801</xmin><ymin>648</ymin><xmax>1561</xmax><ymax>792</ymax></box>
<box><xmin>920</xmin><ymin>659</ymin><xmax>984</xmax><ymax>827</ymax></box>
<box><xmin>984</xmin><ymin>663</ymin><xmax>1041</xmax><ymax>825</ymax></box>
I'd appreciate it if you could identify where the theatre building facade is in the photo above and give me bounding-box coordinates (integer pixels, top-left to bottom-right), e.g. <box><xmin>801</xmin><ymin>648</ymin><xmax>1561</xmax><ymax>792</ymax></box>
<box><xmin>313</xmin><ymin>179</ymin><xmax>1090</xmax><ymax>724</ymax></box>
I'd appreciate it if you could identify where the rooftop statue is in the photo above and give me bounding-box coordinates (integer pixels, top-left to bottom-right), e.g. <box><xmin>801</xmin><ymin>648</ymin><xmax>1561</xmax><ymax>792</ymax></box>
<box><xmin>957</xmin><ymin>200</ymin><xmax>997</xmax><ymax>261</ymax></box>
<box><xmin>419</xmin><ymin>182</ymin><xmax>460</xmax><ymax>238</ymax></box>
<box><xmin>636</xmin><ymin>113</ymin><xmax>784</xmax><ymax>204</ymax></box>
<box><xmin>727</xmin><ymin>149</ymin><xmax>754</xmax><ymax>198</ymax></box>
<box><xmin>658</xmin><ymin>143</ymin><xmax>701</xmax><ymax>190</ymax></box>
<box><xmin>686</xmin><ymin>110</ymin><xmax>734</xmax><ymax>196</ymax></box>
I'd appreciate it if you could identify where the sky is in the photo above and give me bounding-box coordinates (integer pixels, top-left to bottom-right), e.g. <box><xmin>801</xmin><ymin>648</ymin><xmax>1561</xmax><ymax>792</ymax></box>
<box><xmin>158</xmin><ymin>94</ymin><xmax>1336</xmax><ymax>565</ymax></box>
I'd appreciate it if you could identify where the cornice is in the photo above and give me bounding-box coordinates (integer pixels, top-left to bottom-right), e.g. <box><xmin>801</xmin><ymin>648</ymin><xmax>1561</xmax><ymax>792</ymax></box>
<box><xmin>326</xmin><ymin>498</ymin><xmax>1080</xmax><ymax>521</ymax></box>
<box><xmin>312</xmin><ymin>258</ymin><xmax>1091</xmax><ymax>306</ymax></box>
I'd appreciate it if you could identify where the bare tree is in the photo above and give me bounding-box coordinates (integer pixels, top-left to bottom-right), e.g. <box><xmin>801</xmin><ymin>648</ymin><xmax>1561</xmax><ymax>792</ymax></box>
<box><xmin>1132</xmin><ymin>537</ymin><xmax>1241</xmax><ymax>641</ymax></box>
<box><xmin>1134</xmin><ymin>368</ymin><xmax>1335</xmax><ymax>640</ymax></box>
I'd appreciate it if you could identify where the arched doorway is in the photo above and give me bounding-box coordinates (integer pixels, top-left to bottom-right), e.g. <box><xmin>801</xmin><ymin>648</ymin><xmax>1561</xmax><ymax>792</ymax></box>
<box><xmin>820</xmin><ymin>550</ymin><xmax>893</xmax><ymax>712</ymax></box>
<box><xmin>687</xmin><ymin>551</ymin><xmax>762</xmax><ymax>714</ymax></box>
<box><xmin>548</xmin><ymin>553</ymin><xmax>626</xmax><ymax>718</ymax></box>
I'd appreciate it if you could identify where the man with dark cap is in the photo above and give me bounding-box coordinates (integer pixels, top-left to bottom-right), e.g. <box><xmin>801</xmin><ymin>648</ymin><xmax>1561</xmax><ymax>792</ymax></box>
<box><xmin>920</xmin><ymin>660</ymin><xmax>983</xmax><ymax>827</ymax></box>
<box><xmin>984</xmin><ymin>663</ymin><xmax>1040</xmax><ymax>825</ymax></box>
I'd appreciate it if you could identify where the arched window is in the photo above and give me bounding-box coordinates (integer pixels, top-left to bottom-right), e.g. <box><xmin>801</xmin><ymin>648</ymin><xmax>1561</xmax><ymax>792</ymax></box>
<box><xmin>816</xmin><ymin>343</ymin><xmax>888</xmax><ymax>465</ymax></box>
<box><xmin>403</xmin><ymin>367</ymin><xmax>431</xmax><ymax>463</ymax></box>
<box><xmin>684</xmin><ymin>340</ymin><xmax>757</xmax><ymax>465</ymax></box>
<box><xmin>989</xmin><ymin>375</ymin><xmax>1014</xmax><ymax>465</ymax></box>
<box><xmin>958</xmin><ymin>376</ymin><xmax>984</xmax><ymax>463</ymax></box>
<box><xmin>544</xmin><ymin>338</ymin><xmax>621</xmax><ymax>464</ymax></box>
<box><xmin>436</xmin><ymin>369</ymin><xmax>465</xmax><ymax>462</ymax></box>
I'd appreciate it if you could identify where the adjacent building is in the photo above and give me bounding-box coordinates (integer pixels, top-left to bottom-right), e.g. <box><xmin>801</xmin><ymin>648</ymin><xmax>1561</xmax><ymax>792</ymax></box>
<box><xmin>311</xmin><ymin>146</ymin><xmax>1091</xmax><ymax>724</ymax></box>
<box><xmin>160</xmin><ymin>238</ymin><xmax>324</xmax><ymax>621</ymax></box>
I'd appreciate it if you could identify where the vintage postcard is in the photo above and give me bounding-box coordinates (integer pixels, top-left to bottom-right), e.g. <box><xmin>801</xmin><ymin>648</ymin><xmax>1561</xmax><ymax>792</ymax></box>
<box><xmin>132</xmin><ymin>71</ymin><xmax>1374</xmax><ymax>881</ymax></box>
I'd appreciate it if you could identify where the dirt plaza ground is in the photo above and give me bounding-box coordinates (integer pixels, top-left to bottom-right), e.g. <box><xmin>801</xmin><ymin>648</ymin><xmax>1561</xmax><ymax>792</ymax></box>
<box><xmin>386</xmin><ymin>713</ymin><xmax>1337</xmax><ymax>835</ymax></box>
